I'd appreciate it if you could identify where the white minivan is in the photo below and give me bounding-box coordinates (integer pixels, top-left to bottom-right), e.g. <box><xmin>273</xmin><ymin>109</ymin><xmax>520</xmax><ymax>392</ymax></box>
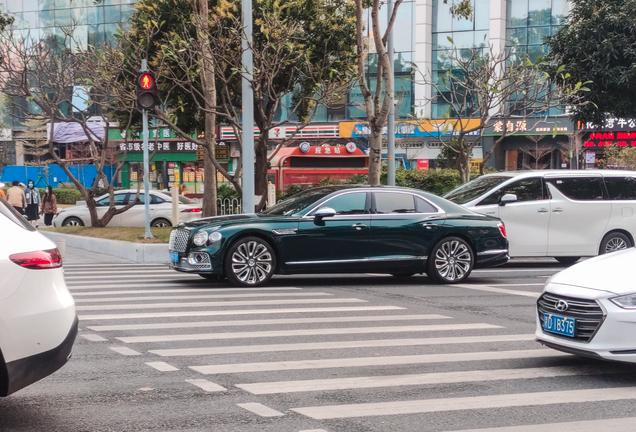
<box><xmin>444</xmin><ymin>170</ymin><xmax>636</xmax><ymax>264</ymax></box>
<box><xmin>0</xmin><ymin>198</ymin><xmax>77</xmax><ymax>396</ymax></box>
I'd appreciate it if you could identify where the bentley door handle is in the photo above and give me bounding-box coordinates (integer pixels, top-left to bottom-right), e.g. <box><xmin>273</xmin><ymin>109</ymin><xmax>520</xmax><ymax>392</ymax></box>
<box><xmin>422</xmin><ymin>222</ymin><xmax>437</xmax><ymax>229</ymax></box>
<box><xmin>352</xmin><ymin>223</ymin><xmax>368</xmax><ymax>230</ymax></box>
<box><xmin>553</xmin><ymin>208</ymin><xmax>564</xmax><ymax>213</ymax></box>
<box><xmin>537</xmin><ymin>208</ymin><xmax>548</xmax><ymax>213</ymax></box>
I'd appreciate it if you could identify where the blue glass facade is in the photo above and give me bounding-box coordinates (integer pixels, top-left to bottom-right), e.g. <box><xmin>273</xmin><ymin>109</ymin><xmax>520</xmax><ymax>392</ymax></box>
<box><xmin>431</xmin><ymin>0</ymin><xmax>490</xmax><ymax>118</ymax></box>
<box><xmin>506</xmin><ymin>0</ymin><xmax>568</xmax><ymax>62</ymax></box>
<box><xmin>0</xmin><ymin>0</ymin><xmax>135</xmax><ymax>47</ymax></box>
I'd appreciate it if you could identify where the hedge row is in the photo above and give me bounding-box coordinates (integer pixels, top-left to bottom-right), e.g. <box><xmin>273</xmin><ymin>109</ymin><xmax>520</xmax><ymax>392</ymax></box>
<box><xmin>1</xmin><ymin>187</ymin><xmax>124</xmax><ymax>204</ymax></box>
<box><xmin>276</xmin><ymin>168</ymin><xmax>477</xmax><ymax>200</ymax></box>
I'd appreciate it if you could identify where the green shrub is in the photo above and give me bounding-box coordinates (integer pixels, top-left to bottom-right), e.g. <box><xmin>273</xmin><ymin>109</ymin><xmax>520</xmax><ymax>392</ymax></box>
<box><xmin>217</xmin><ymin>183</ymin><xmax>240</xmax><ymax>200</ymax></box>
<box><xmin>52</xmin><ymin>189</ymin><xmax>83</xmax><ymax>204</ymax></box>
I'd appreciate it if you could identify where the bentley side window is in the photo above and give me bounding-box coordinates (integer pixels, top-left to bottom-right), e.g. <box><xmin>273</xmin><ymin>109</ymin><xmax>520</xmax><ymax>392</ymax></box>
<box><xmin>375</xmin><ymin>193</ymin><xmax>416</xmax><ymax>214</ymax></box>
<box><xmin>320</xmin><ymin>192</ymin><xmax>368</xmax><ymax>215</ymax></box>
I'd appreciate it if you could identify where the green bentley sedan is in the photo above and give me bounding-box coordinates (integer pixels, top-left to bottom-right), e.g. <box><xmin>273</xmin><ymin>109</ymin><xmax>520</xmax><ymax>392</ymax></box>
<box><xmin>168</xmin><ymin>185</ymin><xmax>509</xmax><ymax>286</ymax></box>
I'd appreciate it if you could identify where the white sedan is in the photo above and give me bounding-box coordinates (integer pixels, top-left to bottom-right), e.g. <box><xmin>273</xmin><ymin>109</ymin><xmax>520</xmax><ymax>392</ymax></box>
<box><xmin>536</xmin><ymin>248</ymin><xmax>636</xmax><ymax>362</ymax></box>
<box><xmin>0</xmin><ymin>197</ymin><xmax>77</xmax><ymax>395</ymax></box>
<box><xmin>53</xmin><ymin>189</ymin><xmax>202</xmax><ymax>227</ymax></box>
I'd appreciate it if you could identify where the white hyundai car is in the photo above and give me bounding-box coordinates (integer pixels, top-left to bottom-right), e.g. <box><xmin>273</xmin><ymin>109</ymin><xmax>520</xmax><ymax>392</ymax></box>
<box><xmin>536</xmin><ymin>248</ymin><xmax>636</xmax><ymax>362</ymax></box>
<box><xmin>53</xmin><ymin>189</ymin><xmax>202</xmax><ymax>227</ymax></box>
<box><xmin>0</xmin><ymin>197</ymin><xmax>77</xmax><ymax>396</ymax></box>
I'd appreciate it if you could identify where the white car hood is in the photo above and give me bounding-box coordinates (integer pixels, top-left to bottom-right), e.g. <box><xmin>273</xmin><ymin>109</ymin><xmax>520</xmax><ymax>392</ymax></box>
<box><xmin>550</xmin><ymin>248</ymin><xmax>636</xmax><ymax>295</ymax></box>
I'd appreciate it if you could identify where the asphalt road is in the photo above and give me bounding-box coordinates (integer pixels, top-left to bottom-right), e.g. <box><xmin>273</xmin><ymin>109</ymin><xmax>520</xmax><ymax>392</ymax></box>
<box><xmin>2</xmin><ymin>253</ymin><xmax>636</xmax><ymax>432</ymax></box>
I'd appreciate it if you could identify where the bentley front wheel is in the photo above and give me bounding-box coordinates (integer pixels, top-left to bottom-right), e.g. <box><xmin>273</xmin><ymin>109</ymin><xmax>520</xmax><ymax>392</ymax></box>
<box><xmin>225</xmin><ymin>236</ymin><xmax>276</xmax><ymax>287</ymax></box>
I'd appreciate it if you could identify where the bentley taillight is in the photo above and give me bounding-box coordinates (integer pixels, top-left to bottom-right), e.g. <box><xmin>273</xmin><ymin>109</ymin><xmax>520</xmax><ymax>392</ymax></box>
<box><xmin>9</xmin><ymin>248</ymin><xmax>63</xmax><ymax>269</ymax></box>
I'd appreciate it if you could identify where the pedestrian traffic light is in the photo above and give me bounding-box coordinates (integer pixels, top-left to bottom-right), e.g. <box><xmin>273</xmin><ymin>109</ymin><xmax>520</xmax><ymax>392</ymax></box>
<box><xmin>136</xmin><ymin>71</ymin><xmax>156</xmax><ymax>111</ymax></box>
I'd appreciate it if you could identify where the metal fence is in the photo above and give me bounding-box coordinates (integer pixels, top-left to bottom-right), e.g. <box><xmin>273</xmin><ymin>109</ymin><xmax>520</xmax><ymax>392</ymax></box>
<box><xmin>217</xmin><ymin>197</ymin><xmax>242</xmax><ymax>215</ymax></box>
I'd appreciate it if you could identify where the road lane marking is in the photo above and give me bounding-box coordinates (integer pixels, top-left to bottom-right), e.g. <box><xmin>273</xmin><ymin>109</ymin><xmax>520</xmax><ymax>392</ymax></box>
<box><xmin>71</xmin><ymin>287</ymin><xmax>302</xmax><ymax>296</ymax></box>
<box><xmin>74</xmin><ymin>292</ymin><xmax>333</xmax><ymax>303</ymax></box>
<box><xmin>473</xmin><ymin>268</ymin><xmax>561</xmax><ymax>273</ymax></box>
<box><xmin>66</xmin><ymin>282</ymin><xmax>211</xmax><ymax>289</ymax></box>
<box><xmin>146</xmin><ymin>362</ymin><xmax>179</xmax><ymax>372</ymax></box>
<box><xmin>87</xmin><ymin>314</ymin><xmax>451</xmax><ymax>332</ymax></box>
<box><xmin>79</xmin><ymin>334</ymin><xmax>108</xmax><ymax>342</ymax></box>
<box><xmin>78</xmin><ymin>306</ymin><xmax>405</xmax><ymax>321</ymax></box>
<box><xmin>450</xmin><ymin>417</ymin><xmax>636</xmax><ymax>432</ymax></box>
<box><xmin>290</xmin><ymin>387</ymin><xmax>636</xmax><ymax>419</ymax></box>
<box><xmin>185</xmin><ymin>379</ymin><xmax>226</xmax><ymax>392</ymax></box>
<box><xmin>65</xmin><ymin>275</ymin><xmax>201</xmax><ymax>280</ymax></box>
<box><xmin>65</xmin><ymin>269</ymin><xmax>175</xmax><ymax>275</ymax></box>
<box><xmin>236</xmin><ymin>365</ymin><xmax>605</xmax><ymax>395</ymax></box>
<box><xmin>110</xmin><ymin>347</ymin><xmax>141</xmax><ymax>356</ymax></box>
<box><xmin>118</xmin><ymin>323</ymin><xmax>502</xmax><ymax>344</ymax></box>
<box><xmin>456</xmin><ymin>284</ymin><xmax>541</xmax><ymax>298</ymax></box>
<box><xmin>190</xmin><ymin>349</ymin><xmax>567</xmax><ymax>375</ymax></box>
<box><xmin>150</xmin><ymin>334</ymin><xmax>535</xmax><ymax>357</ymax></box>
<box><xmin>237</xmin><ymin>403</ymin><xmax>284</xmax><ymax>417</ymax></box>
<box><xmin>486</xmin><ymin>283</ymin><xmax>544</xmax><ymax>287</ymax></box>
<box><xmin>75</xmin><ymin>298</ymin><xmax>368</xmax><ymax>311</ymax></box>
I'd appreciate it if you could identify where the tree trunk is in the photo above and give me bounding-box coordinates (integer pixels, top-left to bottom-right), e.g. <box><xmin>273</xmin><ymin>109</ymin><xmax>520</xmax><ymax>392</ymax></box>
<box><xmin>197</xmin><ymin>0</ymin><xmax>218</xmax><ymax>217</ymax></box>
<box><xmin>367</xmin><ymin>127</ymin><xmax>383</xmax><ymax>185</ymax></box>
<box><xmin>203</xmin><ymin>144</ymin><xmax>217</xmax><ymax>216</ymax></box>
<box><xmin>254</xmin><ymin>137</ymin><xmax>268</xmax><ymax>212</ymax></box>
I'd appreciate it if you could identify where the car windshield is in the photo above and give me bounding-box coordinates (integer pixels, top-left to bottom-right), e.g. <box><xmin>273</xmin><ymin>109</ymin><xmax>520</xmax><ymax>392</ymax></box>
<box><xmin>261</xmin><ymin>188</ymin><xmax>336</xmax><ymax>216</ymax></box>
<box><xmin>444</xmin><ymin>176</ymin><xmax>511</xmax><ymax>204</ymax></box>
<box><xmin>0</xmin><ymin>197</ymin><xmax>35</xmax><ymax>231</ymax></box>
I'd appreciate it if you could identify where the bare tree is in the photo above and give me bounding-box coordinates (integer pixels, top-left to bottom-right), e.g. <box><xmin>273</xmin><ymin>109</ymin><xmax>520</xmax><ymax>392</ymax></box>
<box><xmin>0</xmin><ymin>28</ymin><xmax>139</xmax><ymax>226</ymax></box>
<box><xmin>518</xmin><ymin>136</ymin><xmax>553</xmax><ymax>170</ymax></box>
<box><xmin>421</xmin><ymin>42</ymin><xmax>589</xmax><ymax>183</ymax></box>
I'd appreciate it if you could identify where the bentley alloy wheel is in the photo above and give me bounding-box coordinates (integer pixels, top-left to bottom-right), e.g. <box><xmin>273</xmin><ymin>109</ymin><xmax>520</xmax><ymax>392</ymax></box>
<box><xmin>225</xmin><ymin>236</ymin><xmax>276</xmax><ymax>287</ymax></box>
<box><xmin>427</xmin><ymin>236</ymin><xmax>474</xmax><ymax>284</ymax></box>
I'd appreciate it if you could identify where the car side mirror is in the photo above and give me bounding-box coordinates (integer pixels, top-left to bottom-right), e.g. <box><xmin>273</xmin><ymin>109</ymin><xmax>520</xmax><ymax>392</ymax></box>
<box><xmin>314</xmin><ymin>207</ymin><xmax>336</xmax><ymax>219</ymax></box>
<box><xmin>499</xmin><ymin>193</ymin><xmax>518</xmax><ymax>206</ymax></box>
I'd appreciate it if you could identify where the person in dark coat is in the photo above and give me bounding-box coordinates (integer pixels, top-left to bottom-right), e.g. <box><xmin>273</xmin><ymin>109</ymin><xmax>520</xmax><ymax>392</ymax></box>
<box><xmin>24</xmin><ymin>180</ymin><xmax>41</xmax><ymax>227</ymax></box>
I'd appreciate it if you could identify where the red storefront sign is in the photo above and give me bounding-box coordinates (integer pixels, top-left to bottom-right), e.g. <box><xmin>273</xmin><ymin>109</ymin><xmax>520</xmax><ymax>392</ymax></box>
<box><xmin>416</xmin><ymin>159</ymin><xmax>429</xmax><ymax>170</ymax></box>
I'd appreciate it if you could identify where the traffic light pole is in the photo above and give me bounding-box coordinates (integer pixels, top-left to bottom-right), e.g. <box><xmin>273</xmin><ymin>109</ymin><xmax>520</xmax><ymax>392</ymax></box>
<box><xmin>241</xmin><ymin>0</ymin><xmax>254</xmax><ymax>214</ymax></box>
<box><xmin>141</xmin><ymin>59</ymin><xmax>153</xmax><ymax>239</ymax></box>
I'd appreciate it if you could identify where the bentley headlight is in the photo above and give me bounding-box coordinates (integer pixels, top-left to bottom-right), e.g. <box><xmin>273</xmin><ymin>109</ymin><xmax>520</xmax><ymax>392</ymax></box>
<box><xmin>610</xmin><ymin>293</ymin><xmax>636</xmax><ymax>309</ymax></box>
<box><xmin>193</xmin><ymin>230</ymin><xmax>209</xmax><ymax>246</ymax></box>
<box><xmin>209</xmin><ymin>231</ymin><xmax>222</xmax><ymax>243</ymax></box>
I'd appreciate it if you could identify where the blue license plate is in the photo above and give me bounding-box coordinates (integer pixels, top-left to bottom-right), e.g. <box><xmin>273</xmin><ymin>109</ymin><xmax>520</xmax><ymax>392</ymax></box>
<box><xmin>543</xmin><ymin>313</ymin><xmax>575</xmax><ymax>337</ymax></box>
<box><xmin>170</xmin><ymin>251</ymin><xmax>180</xmax><ymax>263</ymax></box>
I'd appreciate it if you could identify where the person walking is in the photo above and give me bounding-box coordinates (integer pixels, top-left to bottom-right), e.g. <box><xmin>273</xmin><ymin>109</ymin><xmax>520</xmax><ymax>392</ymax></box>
<box><xmin>6</xmin><ymin>180</ymin><xmax>26</xmax><ymax>215</ymax></box>
<box><xmin>40</xmin><ymin>186</ymin><xmax>58</xmax><ymax>227</ymax></box>
<box><xmin>24</xmin><ymin>180</ymin><xmax>41</xmax><ymax>227</ymax></box>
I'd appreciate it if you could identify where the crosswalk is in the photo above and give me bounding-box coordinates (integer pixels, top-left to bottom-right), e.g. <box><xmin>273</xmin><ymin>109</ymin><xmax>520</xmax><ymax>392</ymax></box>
<box><xmin>65</xmin><ymin>262</ymin><xmax>636</xmax><ymax>431</ymax></box>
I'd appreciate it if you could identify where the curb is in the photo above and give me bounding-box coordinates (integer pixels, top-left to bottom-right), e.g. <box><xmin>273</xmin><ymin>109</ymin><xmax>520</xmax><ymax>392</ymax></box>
<box><xmin>40</xmin><ymin>231</ymin><xmax>169</xmax><ymax>263</ymax></box>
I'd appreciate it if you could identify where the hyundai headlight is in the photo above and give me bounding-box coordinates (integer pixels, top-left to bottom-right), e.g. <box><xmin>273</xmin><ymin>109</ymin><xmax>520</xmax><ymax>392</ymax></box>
<box><xmin>209</xmin><ymin>231</ymin><xmax>222</xmax><ymax>243</ymax></box>
<box><xmin>610</xmin><ymin>293</ymin><xmax>636</xmax><ymax>309</ymax></box>
<box><xmin>193</xmin><ymin>230</ymin><xmax>209</xmax><ymax>246</ymax></box>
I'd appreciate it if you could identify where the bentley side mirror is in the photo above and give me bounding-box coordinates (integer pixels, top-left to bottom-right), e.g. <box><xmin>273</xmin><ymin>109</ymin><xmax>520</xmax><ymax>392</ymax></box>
<box><xmin>499</xmin><ymin>193</ymin><xmax>518</xmax><ymax>206</ymax></box>
<box><xmin>314</xmin><ymin>207</ymin><xmax>337</xmax><ymax>219</ymax></box>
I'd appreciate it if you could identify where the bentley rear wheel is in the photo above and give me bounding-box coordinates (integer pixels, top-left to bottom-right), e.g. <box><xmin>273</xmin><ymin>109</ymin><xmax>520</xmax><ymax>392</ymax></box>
<box><xmin>427</xmin><ymin>236</ymin><xmax>474</xmax><ymax>284</ymax></box>
<box><xmin>225</xmin><ymin>236</ymin><xmax>276</xmax><ymax>287</ymax></box>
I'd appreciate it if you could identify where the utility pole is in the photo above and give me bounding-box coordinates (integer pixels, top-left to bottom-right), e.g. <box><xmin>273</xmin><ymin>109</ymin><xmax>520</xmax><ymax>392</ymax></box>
<box><xmin>387</xmin><ymin>0</ymin><xmax>396</xmax><ymax>186</ymax></box>
<box><xmin>241</xmin><ymin>0</ymin><xmax>255</xmax><ymax>213</ymax></box>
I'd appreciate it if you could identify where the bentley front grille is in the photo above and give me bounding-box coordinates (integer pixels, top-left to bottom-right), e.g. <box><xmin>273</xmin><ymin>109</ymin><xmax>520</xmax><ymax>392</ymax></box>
<box><xmin>538</xmin><ymin>293</ymin><xmax>605</xmax><ymax>342</ymax></box>
<box><xmin>169</xmin><ymin>228</ymin><xmax>189</xmax><ymax>253</ymax></box>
